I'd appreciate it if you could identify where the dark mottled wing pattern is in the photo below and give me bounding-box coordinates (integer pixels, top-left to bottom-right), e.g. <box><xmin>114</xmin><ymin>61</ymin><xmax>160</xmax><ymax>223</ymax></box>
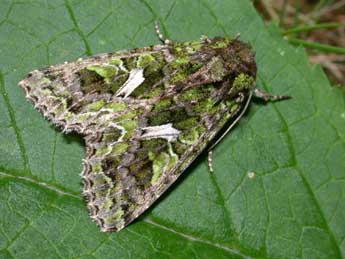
<box><xmin>19</xmin><ymin>37</ymin><xmax>257</xmax><ymax>231</ymax></box>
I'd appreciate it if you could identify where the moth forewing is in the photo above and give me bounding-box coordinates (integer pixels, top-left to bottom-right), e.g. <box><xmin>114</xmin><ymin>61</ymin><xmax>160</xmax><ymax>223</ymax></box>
<box><xmin>19</xmin><ymin>24</ymin><xmax>288</xmax><ymax>232</ymax></box>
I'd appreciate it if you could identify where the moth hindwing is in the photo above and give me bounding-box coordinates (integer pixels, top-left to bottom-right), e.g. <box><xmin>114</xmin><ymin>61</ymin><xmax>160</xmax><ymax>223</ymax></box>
<box><xmin>19</xmin><ymin>26</ymin><xmax>287</xmax><ymax>232</ymax></box>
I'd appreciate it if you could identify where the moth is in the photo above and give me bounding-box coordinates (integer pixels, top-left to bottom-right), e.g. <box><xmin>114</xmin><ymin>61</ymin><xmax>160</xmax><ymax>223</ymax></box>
<box><xmin>19</xmin><ymin>23</ymin><xmax>289</xmax><ymax>232</ymax></box>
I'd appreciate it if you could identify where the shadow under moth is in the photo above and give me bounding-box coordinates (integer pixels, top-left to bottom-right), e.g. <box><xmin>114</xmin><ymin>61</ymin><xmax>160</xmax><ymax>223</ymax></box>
<box><xmin>19</xmin><ymin>23</ymin><xmax>289</xmax><ymax>232</ymax></box>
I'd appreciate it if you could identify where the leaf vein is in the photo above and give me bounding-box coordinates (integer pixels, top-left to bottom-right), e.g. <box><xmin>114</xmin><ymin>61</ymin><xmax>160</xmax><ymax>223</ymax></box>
<box><xmin>263</xmin><ymin>82</ymin><xmax>342</xmax><ymax>258</ymax></box>
<box><xmin>144</xmin><ymin>219</ymin><xmax>256</xmax><ymax>259</ymax></box>
<box><xmin>64</xmin><ymin>0</ymin><xmax>92</xmax><ymax>56</ymax></box>
<box><xmin>0</xmin><ymin>71</ymin><xmax>30</xmax><ymax>173</ymax></box>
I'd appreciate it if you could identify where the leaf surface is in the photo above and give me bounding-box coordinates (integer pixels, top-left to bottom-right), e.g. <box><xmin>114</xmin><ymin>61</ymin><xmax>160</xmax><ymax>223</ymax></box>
<box><xmin>0</xmin><ymin>0</ymin><xmax>344</xmax><ymax>258</ymax></box>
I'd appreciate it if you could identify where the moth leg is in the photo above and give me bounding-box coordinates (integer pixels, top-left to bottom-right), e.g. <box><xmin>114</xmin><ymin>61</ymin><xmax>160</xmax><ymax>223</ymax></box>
<box><xmin>254</xmin><ymin>88</ymin><xmax>291</xmax><ymax>102</ymax></box>
<box><xmin>206</xmin><ymin>92</ymin><xmax>254</xmax><ymax>173</ymax></box>
<box><xmin>154</xmin><ymin>21</ymin><xmax>172</xmax><ymax>45</ymax></box>
<box><xmin>208</xmin><ymin>151</ymin><xmax>214</xmax><ymax>173</ymax></box>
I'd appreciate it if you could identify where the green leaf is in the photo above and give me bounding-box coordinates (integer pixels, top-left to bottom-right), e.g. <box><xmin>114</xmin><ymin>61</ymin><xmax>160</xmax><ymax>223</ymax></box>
<box><xmin>1</xmin><ymin>0</ymin><xmax>344</xmax><ymax>258</ymax></box>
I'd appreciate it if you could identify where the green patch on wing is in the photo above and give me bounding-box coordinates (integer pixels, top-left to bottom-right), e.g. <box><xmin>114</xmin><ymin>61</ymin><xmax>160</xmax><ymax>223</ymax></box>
<box><xmin>233</xmin><ymin>73</ymin><xmax>255</xmax><ymax>90</ymax></box>
<box><xmin>87</xmin><ymin>65</ymin><xmax>118</xmax><ymax>83</ymax></box>
<box><xmin>149</xmin><ymin>151</ymin><xmax>169</xmax><ymax>184</ymax></box>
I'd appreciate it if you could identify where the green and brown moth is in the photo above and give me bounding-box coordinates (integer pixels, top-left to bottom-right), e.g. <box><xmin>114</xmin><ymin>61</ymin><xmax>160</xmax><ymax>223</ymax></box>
<box><xmin>19</xmin><ymin>22</ymin><xmax>289</xmax><ymax>232</ymax></box>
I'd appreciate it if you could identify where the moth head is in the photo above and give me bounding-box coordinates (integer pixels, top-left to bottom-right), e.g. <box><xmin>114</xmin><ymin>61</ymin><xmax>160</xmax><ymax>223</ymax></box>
<box><xmin>226</xmin><ymin>40</ymin><xmax>257</xmax><ymax>92</ymax></box>
<box><xmin>222</xmin><ymin>38</ymin><xmax>257</xmax><ymax>78</ymax></box>
<box><xmin>195</xmin><ymin>37</ymin><xmax>257</xmax><ymax>82</ymax></box>
<box><xmin>200</xmin><ymin>38</ymin><xmax>257</xmax><ymax>92</ymax></box>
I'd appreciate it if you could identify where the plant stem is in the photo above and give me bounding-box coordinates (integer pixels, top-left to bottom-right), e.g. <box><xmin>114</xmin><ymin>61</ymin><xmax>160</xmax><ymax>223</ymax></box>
<box><xmin>283</xmin><ymin>22</ymin><xmax>345</xmax><ymax>35</ymax></box>
<box><xmin>287</xmin><ymin>38</ymin><xmax>345</xmax><ymax>54</ymax></box>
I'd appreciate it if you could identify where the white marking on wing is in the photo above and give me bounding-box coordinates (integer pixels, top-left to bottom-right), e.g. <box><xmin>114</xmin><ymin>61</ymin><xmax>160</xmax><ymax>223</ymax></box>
<box><xmin>141</xmin><ymin>123</ymin><xmax>180</xmax><ymax>142</ymax></box>
<box><xmin>115</xmin><ymin>68</ymin><xmax>145</xmax><ymax>98</ymax></box>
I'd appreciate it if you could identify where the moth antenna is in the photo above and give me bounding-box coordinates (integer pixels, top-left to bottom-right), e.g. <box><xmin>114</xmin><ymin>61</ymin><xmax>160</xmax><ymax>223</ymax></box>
<box><xmin>154</xmin><ymin>21</ymin><xmax>172</xmax><ymax>45</ymax></box>
<box><xmin>208</xmin><ymin>92</ymin><xmax>253</xmax><ymax>152</ymax></box>
<box><xmin>254</xmin><ymin>88</ymin><xmax>291</xmax><ymax>102</ymax></box>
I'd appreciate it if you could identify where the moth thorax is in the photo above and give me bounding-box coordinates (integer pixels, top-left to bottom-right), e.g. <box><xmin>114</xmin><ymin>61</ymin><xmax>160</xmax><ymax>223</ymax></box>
<box><xmin>232</xmin><ymin>73</ymin><xmax>256</xmax><ymax>91</ymax></box>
